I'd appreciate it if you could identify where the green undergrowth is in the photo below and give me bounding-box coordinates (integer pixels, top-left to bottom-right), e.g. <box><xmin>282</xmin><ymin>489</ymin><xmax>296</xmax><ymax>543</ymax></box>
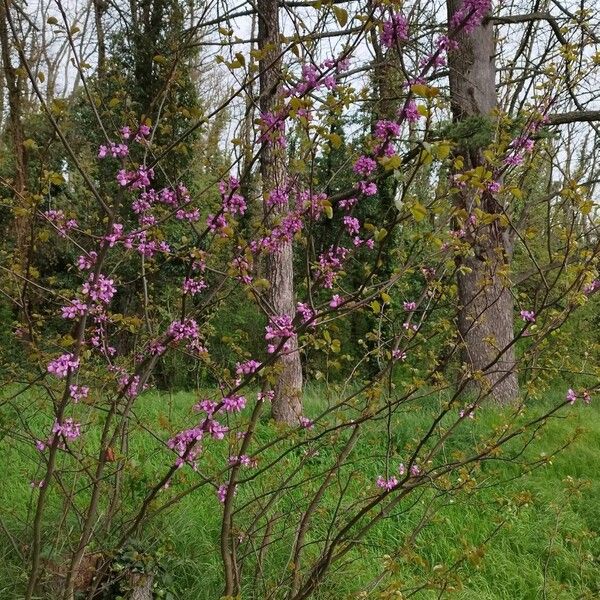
<box><xmin>0</xmin><ymin>386</ymin><xmax>598</xmax><ymax>599</ymax></box>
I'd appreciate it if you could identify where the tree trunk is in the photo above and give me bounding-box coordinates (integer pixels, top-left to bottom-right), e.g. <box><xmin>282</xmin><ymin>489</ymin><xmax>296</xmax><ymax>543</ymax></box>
<box><xmin>257</xmin><ymin>0</ymin><xmax>303</xmax><ymax>424</ymax></box>
<box><xmin>447</xmin><ymin>0</ymin><xmax>519</xmax><ymax>403</ymax></box>
<box><xmin>0</xmin><ymin>1</ymin><xmax>28</xmax><ymax>256</ymax></box>
<box><xmin>93</xmin><ymin>0</ymin><xmax>107</xmax><ymax>78</ymax></box>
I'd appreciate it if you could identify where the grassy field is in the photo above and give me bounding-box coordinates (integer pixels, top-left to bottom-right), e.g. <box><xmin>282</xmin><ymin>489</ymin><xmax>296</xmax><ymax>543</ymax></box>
<box><xmin>0</xmin><ymin>386</ymin><xmax>599</xmax><ymax>599</ymax></box>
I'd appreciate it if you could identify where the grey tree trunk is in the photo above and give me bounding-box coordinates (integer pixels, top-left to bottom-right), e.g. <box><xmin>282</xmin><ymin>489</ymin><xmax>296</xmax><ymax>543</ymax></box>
<box><xmin>447</xmin><ymin>0</ymin><xmax>519</xmax><ymax>403</ymax></box>
<box><xmin>257</xmin><ymin>0</ymin><xmax>303</xmax><ymax>424</ymax></box>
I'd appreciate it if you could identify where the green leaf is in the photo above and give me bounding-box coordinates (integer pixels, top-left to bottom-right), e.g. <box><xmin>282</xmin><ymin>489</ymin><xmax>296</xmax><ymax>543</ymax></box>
<box><xmin>410</xmin><ymin>202</ymin><xmax>427</xmax><ymax>222</ymax></box>
<box><xmin>375</xmin><ymin>228</ymin><xmax>388</xmax><ymax>242</ymax></box>
<box><xmin>333</xmin><ymin>6</ymin><xmax>348</xmax><ymax>27</ymax></box>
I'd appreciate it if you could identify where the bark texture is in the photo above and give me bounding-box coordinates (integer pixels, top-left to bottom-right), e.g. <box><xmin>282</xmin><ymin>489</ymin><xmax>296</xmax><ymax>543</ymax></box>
<box><xmin>0</xmin><ymin>1</ymin><xmax>28</xmax><ymax>258</ymax></box>
<box><xmin>258</xmin><ymin>0</ymin><xmax>303</xmax><ymax>423</ymax></box>
<box><xmin>447</xmin><ymin>0</ymin><xmax>519</xmax><ymax>404</ymax></box>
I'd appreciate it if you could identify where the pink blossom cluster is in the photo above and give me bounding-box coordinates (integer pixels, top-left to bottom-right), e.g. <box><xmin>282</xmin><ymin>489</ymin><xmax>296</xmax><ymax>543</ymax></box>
<box><xmin>258</xmin><ymin>390</ymin><xmax>275</xmax><ymax>402</ymax></box>
<box><xmin>69</xmin><ymin>384</ymin><xmax>89</xmax><ymax>402</ymax></box>
<box><xmin>259</xmin><ymin>111</ymin><xmax>286</xmax><ymax>147</ymax></box>
<box><xmin>520</xmin><ymin>310</ymin><xmax>536</xmax><ymax>323</ymax></box>
<box><xmin>231</xmin><ymin>253</ymin><xmax>253</xmax><ymax>285</ymax></box>
<box><xmin>265</xmin><ymin>314</ymin><xmax>295</xmax><ymax>353</ymax></box>
<box><xmin>82</xmin><ymin>273</ymin><xmax>117</xmax><ymax>305</ymax></box>
<box><xmin>228</xmin><ymin>454</ymin><xmax>256</xmax><ymax>467</ymax></box>
<box><xmin>168</xmin><ymin>318</ymin><xmax>200</xmax><ymax>342</ymax></box>
<box><xmin>43</xmin><ymin>209</ymin><xmax>78</xmax><ymax>237</ymax></box>
<box><xmin>339</xmin><ymin>197</ymin><xmax>358</xmax><ymax>211</ymax></box>
<box><xmin>217</xmin><ymin>483</ymin><xmax>236</xmax><ymax>503</ymax></box>
<box><xmin>392</xmin><ymin>349</ymin><xmax>407</xmax><ymax>361</ymax></box>
<box><xmin>374</xmin><ymin>120</ymin><xmax>401</xmax><ymax>140</ymax></box>
<box><xmin>118</xmin><ymin>373</ymin><xmax>146</xmax><ymax>399</ymax></box>
<box><xmin>236</xmin><ymin>360</ymin><xmax>261</xmax><ymax>376</ymax></box>
<box><xmin>182</xmin><ymin>278</ymin><xmax>207</xmax><ymax>295</ymax></box>
<box><xmin>353</xmin><ymin>156</ymin><xmax>377</xmax><ymax>177</ymax></box>
<box><xmin>286</xmin><ymin>55</ymin><xmax>349</xmax><ymax>98</ymax></box>
<box><xmin>356</xmin><ymin>181</ymin><xmax>378</xmax><ymax>196</ymax></box>
<box><xmin>220</xmin><ymin>176</ymin><xmax>247</xmax><ymax>216</ymax></box>
<box><xmin>299</xmin><ymin>416</ymin><xmax>314</xmax><ymax>429</ymax></box>
<box><xmin>296</xmin><ymin>302</ymin><xmax>315</xmax><ymax>326</ymax></box>
<box><xmin>402</xmin><ymin>100</ymin><xmax>421</xmax><ymax>123</ymax></box>
<box><xmin>120</xmin><ymin>123</ymin><xmax>151</xmax><ymax>141</ymax></box>
<box><xmin>449</xmin><ymin>0</ymin><xmax>492</xmax><ymax>35</ymax></box>
<box><xmin>206</xmin><ymin>418</ymin><xmax>228</xmax><ymax>440</ymax></box>
<box><xmin>167</xmin><ymin>426</ymin><xmax>203</xmax><ymax>469</ymax></box>
<box><xmin>566</xmin><ymin>388</ymin><xmax>591</xmax><ymax>405</ymax></box>
<box><xmin>343</xmin><ymin>216</ymin><xmax>360</xmax><ymax>236</ymax></box>
<box><xmin>250</xmin><ymin>212</ymin><xmax>303</xmax><ymax>254</ymax></box>
<box><xmin>267</xmin><ymin>188</ymin><xmax>289</xmax><ymax>209</ymax></box>
<box><xmin>299</xmin><ymin>190</ymin><xmax>328</xmax><ymax>220</ymax></box>
<box><xmin>315</xmin><ymin>246</ymin><xmax>349</xmax><ymax>288</ymax></box>
<box><xmin>398</xmin><ymin>463</ymin><xmax>421</xmax><ymax>476</ymax></box>
<box><xmin>76</xmin><ymin>252</ymin><xmax>97</xmax><ymax>271</ymax></box>
<box><xmin>222</xmin><ymin>395</ymin><xmax>247</xmax><ymax>413</ymax></box>
<box><xmin>194</xmin><ymin>398</ymin><xmax>218</xmax><ymax>414</ymax></box>
<box><xmin>376</xmin><ymin>475</ymin><xmax>398</xmax><ymax>490</ymax></box>
<box><xmin>61</xmin><ymin>298</ymin><xmax>88</xmax><ymax>319</ymax></box>
<box><xmin>329</xmin><ymin>294</ymin><xmax>344</xmax><ymax>308</ymax></box>
<box><xmin>97</xmin><ymin>142</ymin><xmax>129</xmax><ymax>159</ymax></box>
<box><xmin>52</xmin><ymin>418</ymin><xmax>82</xmax><ymax>441</ymax></box>
<box><xmin>47</xmin><ymin>353</ymin><xmax>80</xmax><ymax>378</ymax></box>
<box><xmin>117</xmin><ymin>166</ymin><xmax>154</xmax><ymax>189</ymax></box>
<box><xmin>380</xmin><ymin>12</ymin><xmax>409</xmax><ymax>48</ymax></box>
<box><xmin>206</xmin><ymin>212</ymin><xmax>227</xmax><ymax>235</ymax></box>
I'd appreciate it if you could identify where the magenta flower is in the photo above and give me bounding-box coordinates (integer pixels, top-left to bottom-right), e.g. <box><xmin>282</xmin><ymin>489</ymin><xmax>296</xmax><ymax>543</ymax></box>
<box><xmin>374</xmin><ymin>120</ymin><xmax>401</xmax><ymax>140</ymax></box>
<box><xmin>353</xmin><ymin>156</ymin><xmax>377</xmax><ymax>177</ymax></box>
<box><xmin>376</xmin><ymin>475</ymin><xmax>398</xmax><ymax>490</ymax></box>
<box><xmin>299</xmin><ymin>416</ymin><xmax>314</xmax><ymax>429</ymax></box>
<box><xmin>47</xmin><ymin>354</ymin><xmax>80</xmax><ymax>378</ymax></box>
<box><xmin>222</xmin><ymin>395</ymin><xmax>247</xmax><ymax>413</ymax></box>
<box><xmin>52</xmin><ymin>418</ymin><xmax>81</xmax><ymax>441</ymax></box>
<box><xmin>69</xmin><ymin>385</ymin><xmax>89</xmax><ymax>402</ymax></box>
<box><xmin>76</xmin><ymin>252</ymin><xmax>97</xmax><ymax>271</ymax></box>
<box><xmin>265</xmin><ymin>315</ymin><xmax>295</xmax><ymax>352</ymax></box>
<box><xmin>61</xmin><ymin>299</ymin><xmax>88</xmax><ymax>319</ymax></box>
<box><xmin>296</xmin><ymin>302</ymin><xmax>315</xmax><ymax>325</ymax></box>
<box><xmin>343</xmin><ymin>216</ymin><xmax>360</xmax><ymax>235</ymax></box>
<box><xmin>182</xmin><ymin>278</ymin><xmax>207</xmax><ymax>295</ymax></box>
<box><xmin>168</xmin><ymin>318</ymin><xmax>199</xmax><ymax>342</ymax></box>
<box><xmin>356</xmin><ymin>181</ymin><xmax>378</xmax><ymax>196</ymax></box>
<box><xmin>392</xmin><ymin>349</ymin><xmax>407</xmax><ymax>361</ymax></box>
<box><xmin>329</xmin><ymin>294</ymin><xmax>343</xmax><ymax>308</ymax></box>
<box><xmin>236</xmin><ymin>360</ymin><xmax>261</xmax><ymax>376</ymax></box>
<box><xmin>520</xmin><ymin>310</ymin><xmax>536</xmax><ymax>323</ymax></box>
<box><xmin>402</xmin><ymin>100</ymin><xmax>420</xmax><ymax>123</ymax></box>
<box><xmin>81</xmin><ymin>274</ymin><xmax>116</xmax><ymax>305</ymax></box>
<box><xmin>381</xmin><ymin>12</ymin><xmax>409</xmax><ymax>48</ymax></box>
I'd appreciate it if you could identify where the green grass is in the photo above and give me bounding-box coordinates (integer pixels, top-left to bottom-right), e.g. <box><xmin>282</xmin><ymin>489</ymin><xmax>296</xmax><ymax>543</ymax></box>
<box><xmin>0</xmin><ymin>386</ymin><xmax>599</xmax><ymax>599</ymax></box>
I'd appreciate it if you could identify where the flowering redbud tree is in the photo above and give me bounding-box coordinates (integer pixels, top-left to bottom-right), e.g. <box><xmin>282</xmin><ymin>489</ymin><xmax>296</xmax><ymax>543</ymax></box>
<box><xmin>1</xmin><ymin>0</ymin><xmax>599</xmax><ymax>598</ymax></box>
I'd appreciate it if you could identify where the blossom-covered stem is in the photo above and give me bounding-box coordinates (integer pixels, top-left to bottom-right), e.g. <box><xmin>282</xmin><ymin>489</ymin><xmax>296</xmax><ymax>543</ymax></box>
<box><xmin>26</xmin><ymin>221</ymin><xmax>114</xmax><ymax>600</ymax></box>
